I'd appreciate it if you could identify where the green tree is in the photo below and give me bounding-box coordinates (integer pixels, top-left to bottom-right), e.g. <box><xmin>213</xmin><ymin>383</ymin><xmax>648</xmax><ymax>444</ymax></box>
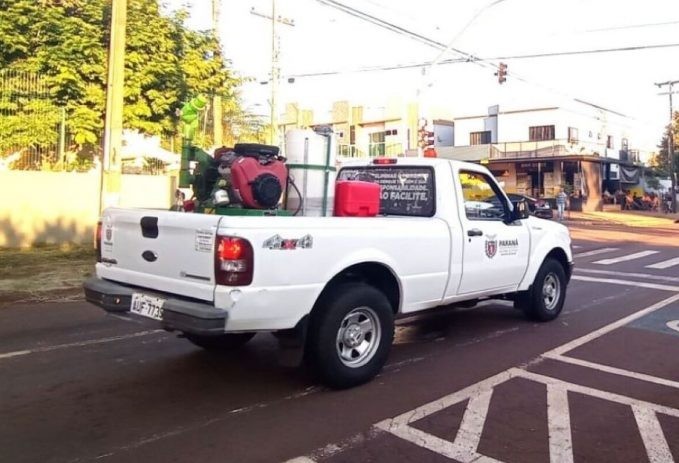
<box><xmin>0</xmin><ymin>0</ymin><xmax>247</xmax><ymax>160</ymax></box>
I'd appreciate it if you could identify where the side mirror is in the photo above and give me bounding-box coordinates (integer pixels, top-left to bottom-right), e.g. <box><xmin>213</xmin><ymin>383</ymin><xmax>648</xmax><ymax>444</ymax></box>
<box><xmin>508</xmin><ymin>199</ymin><xmax>530</xmax><ymax>222</ymax></box>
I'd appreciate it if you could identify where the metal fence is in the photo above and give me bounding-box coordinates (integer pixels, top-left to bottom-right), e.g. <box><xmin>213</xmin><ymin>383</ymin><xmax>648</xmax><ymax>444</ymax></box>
<box><xmin>0</xmin><ymin>70</ymin><xmax>80</xmax><ymax>171</ymax></box>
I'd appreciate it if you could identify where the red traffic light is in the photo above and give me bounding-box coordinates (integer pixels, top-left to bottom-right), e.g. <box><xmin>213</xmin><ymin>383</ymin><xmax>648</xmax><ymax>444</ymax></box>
<box><xmin>496</xmin><ymin>62</ymin><xmax>507</xmax><ymax>84</ymax></box>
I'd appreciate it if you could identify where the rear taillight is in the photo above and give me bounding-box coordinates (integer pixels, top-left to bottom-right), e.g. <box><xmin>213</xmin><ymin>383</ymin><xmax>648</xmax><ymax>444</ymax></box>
<box><xmin>95</xmin><ymin>221</ymin><xmax>102</xmax><ymax>262</ymax></box>
<box><xmin>215</xmin><ymin>236</ymin><xmax>254</xmax><ymax>286</ymax></box>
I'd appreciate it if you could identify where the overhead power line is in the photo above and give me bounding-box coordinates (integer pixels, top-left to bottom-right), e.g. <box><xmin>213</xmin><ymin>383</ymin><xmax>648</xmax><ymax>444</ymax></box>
<box><xmin>586</xmin><ymin>20</ymin><xmax>679</xmax><ymax>32</ymax></box>
<box><xmin>285</xmin><ymin>42</ymin><xmax>679</xmax><ymax>79</ymax></box>
<box><xmin>313</xmin><ymin>0</ymin><xmax>671</xmax><ymax>125</ymax></box>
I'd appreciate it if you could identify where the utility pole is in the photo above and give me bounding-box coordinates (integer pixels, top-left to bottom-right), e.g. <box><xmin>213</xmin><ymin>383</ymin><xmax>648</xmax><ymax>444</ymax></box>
<box><xmin>656</xmin><ymin>79</ymin><xmax>678</xmax><ymax>213</ymax></box>
<box><xmin>251</xmin><ymin>4</ymin><xmax>294</xmax><ymax>146</ymax></box>
<box><xmin>212</xmin><ymin>0</ymin><xmax>223</xmax><ymax>147</ymax></box>
<box><xmin>101</xmin><ymin>0</ymin><xmax>127</xmax><ymax>212</ymax></box>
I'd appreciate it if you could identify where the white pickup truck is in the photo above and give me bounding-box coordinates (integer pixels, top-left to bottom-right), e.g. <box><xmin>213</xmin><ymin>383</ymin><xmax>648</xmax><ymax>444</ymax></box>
<box><xmin>84</xmin><ymin>158</ymin><xmax>573</xmax><ymax>388</ymax></box>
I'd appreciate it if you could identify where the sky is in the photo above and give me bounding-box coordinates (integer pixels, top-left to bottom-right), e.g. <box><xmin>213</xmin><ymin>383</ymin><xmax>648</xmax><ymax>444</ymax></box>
<box><xmin>166</xmin><ymin>0</ymin><xmax>679</xmax><ymax>151</ymax></box>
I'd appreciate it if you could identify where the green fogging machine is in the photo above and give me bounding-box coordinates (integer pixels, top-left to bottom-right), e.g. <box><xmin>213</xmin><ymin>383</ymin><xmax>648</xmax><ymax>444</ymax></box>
<box><xmin>177</xmin><ymin>96</ymin><xmax>292</xmax><ymax>216</ymax></box>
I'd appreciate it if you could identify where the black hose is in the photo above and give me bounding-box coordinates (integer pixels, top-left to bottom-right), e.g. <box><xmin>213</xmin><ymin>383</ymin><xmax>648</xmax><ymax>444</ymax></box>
<box><xmin>288</xmin><ymin>176</ymin><xmax>304</xmax><ymax>216</ymax></box>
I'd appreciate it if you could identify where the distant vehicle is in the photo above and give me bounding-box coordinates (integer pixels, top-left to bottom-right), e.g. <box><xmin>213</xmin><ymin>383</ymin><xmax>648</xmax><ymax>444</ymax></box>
<box><xmin>494</xmin><ymin>193</ymin><xmax>553</xmax><ymax>220</ymax></box>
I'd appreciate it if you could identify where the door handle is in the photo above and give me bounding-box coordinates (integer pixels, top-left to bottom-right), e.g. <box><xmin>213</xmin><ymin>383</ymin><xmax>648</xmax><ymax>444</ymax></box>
<box><xmin>467</xmin><ymin>228</ymin><xmax>483</xmax><ymax>237</ymax></box>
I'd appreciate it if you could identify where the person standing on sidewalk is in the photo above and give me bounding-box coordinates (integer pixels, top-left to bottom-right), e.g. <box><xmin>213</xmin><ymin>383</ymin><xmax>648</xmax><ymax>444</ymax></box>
<box><xmin>556</xmin><ymin>188</ymin><xmax>568</xmax><ymax>221</ymax></box>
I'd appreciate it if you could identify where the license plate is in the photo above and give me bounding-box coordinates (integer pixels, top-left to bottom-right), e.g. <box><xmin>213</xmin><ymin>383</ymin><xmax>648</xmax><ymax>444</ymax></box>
<box><xmin>130</xmin><ymin>293</ymin><xmax>165</xmax><ymax>321</ymax></box>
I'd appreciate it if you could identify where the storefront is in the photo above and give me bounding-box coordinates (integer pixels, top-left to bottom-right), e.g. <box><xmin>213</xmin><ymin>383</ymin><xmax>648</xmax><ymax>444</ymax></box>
<box><xmin>487</xmin><ymin>156</ymin><xmax>639</xmax><ymax>212</ymax></box>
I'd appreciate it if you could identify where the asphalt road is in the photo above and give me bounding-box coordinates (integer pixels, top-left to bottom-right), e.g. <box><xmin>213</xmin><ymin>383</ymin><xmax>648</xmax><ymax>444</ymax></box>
<box><xmin>1</xmin><ymin>224</ymin><xmax>678</xmax><ymax>463</ymax></box>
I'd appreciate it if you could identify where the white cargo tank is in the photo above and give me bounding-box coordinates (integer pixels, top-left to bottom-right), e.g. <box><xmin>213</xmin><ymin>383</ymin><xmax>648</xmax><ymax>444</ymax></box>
<box><xmin>284</xmin><ymin>129</ymin><xmax>336</xmax><ymax>216</ymax></box>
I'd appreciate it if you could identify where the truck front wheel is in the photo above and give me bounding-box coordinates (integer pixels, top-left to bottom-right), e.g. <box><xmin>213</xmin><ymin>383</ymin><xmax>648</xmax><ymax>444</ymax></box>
<box><xmin>307</xmin><ymin>283</ymin><xmax>394</xmax><ymax>389</ymax></box>
<box><xmin>516</xmin><ymin>258</ymin><xmax>567</xmax><ymax>321</ymax></box>
<box><xmin>184</xmin><ymin>333</ymin><xmax>255</xmax><ymax>351</ymax></box>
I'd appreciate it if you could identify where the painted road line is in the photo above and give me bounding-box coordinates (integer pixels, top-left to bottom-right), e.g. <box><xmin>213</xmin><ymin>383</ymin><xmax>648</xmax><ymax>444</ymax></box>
<box><xmin>593</xmin><ymin>250</ymin><xmax>659</xmax><ymax>265</ymax></box>
<box><xmin>375</xmin><ymin>368</ymin><xmax>679</xmax><ymax>463</ymax></box>
<box><xmin>574</xmin><ymin>268</ymin><xmax>679</xmax><ymax>284</ymax></box>
<box><xmin>546</xmin><ymin>384</ymin><xmax>574</xmax><ymax>463</ymax></box>
<box><xmin>632</xmin><ymin>406</ymin><xmax>675</xmax><ymax>463</ymax></box>
<box><xmin>0</xmin><ymin>330</ymin><xmax>164</xmax><ymax>361</ymax></box>
<box><xmin>542</xmin><ymin>353</ymin><xmax>679</xmax><ymax>390</ymax></box>
<box><xmin>291</xmin><ymin>294</ymin><xmax>679</xmax><ymax>462</ymax></box>
<box><xmin>667</xmin><ymin>320</ymin><xmax>679</xmax><ymax>334</ymax></box>
<box><xmin>517</xmin><ymin>368</ymin><xmax>679</xmax><ymax>418</ymax></box>
<box><xmin>573</xmin><ymin>247</ymin><xmax>619</xmax><ymax>258</ymax></box>
<box><xmin>452</xmin><ymin>388</ymin><xmax>493</xmax><ymax>459</ymax></box>
<box><xmin>646</xmin><ymin>256</ymin><xmax>679</xmax><ymax>269</ymax></box>
<box><xmin>571</xmin><ymin>275</ymin><xmax>679</xmax><ymax>292</ymax></box>
<box><xmin>544</xmin><ymin>292</ymin><xmax>679</xmax><ymax>358</ymax></box>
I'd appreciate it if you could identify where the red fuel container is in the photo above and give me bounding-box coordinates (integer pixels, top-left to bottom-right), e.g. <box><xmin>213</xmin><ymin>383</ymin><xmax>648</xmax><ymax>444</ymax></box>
<box><xmin>334</xmin><ymin>180</ymin><xmax>381</xmax><ymax>217</ymax></box>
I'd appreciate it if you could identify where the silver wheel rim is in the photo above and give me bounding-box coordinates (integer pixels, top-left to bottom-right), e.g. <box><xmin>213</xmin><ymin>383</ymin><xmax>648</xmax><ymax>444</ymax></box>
<box><xmin>542</xmin><ymin>273</ymin><xmax>561</xmax><ymax>311</ymax></box>
<box><xmin>336</xmin><ymin>307</ymin><xmax>381</xmax><ymax>368</ymax></box>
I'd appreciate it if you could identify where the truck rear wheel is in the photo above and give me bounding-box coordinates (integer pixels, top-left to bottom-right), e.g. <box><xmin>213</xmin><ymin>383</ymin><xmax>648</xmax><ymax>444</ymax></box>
<box><xmin>307</xmin><ymin>283</ymin><xmax>394</xmax><ymax>389</ymax></box>
<box><xmin>184</xmin><ymin>333</ymin><xmax>255</xmax><ymax>351</ymax></box>
<box><xmin>517</xmin><ymin>258</ymin><xmax>567</xmax><ymax>321</ymax></box>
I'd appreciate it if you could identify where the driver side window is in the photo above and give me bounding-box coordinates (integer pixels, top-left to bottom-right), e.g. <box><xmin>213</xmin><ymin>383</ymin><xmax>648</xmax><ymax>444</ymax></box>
<box><xmin>459</xmin><ymin>171</ymin><xmax>506</xmax><ymax>221</ymax></box>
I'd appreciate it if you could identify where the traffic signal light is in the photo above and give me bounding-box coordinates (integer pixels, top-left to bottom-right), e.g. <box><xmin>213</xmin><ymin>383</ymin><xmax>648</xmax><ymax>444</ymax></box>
<box><xmin>425</xmin><ymin>130</ymin><xmax>435</xmax><ymax>146</ymax></box>
<box><xmin>418</xmin><ymin>128</ymin><xmax>436</xmax><ymax>148</ymax></box>
<box><xmin>495</xmin><ymin>62</ymin><xmax>507</xmax><ymax>84</ymax></box>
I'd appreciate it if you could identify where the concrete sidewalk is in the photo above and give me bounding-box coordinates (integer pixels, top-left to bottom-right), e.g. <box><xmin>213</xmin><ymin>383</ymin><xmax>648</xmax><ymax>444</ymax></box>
<box><xmin>563</xmin><ymin>210</ymin><xmax>679</xmax><ymax>228</ymax></box>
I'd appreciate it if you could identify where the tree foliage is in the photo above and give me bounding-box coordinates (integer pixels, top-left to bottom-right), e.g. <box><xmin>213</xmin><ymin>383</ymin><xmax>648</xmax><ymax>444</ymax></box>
<box><xmin>0</xmin><ymin>0</ymin><xmax>244</xmax><ymax>153</ymax></box>
<box><xmin>649</xmin><ymin>113</ymin><xmax>679</xmax><ymax>178</ymax></box>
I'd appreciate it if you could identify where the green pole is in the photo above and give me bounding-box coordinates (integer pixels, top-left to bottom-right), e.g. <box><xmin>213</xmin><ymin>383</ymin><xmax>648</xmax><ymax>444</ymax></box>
<box><xmin>321</xmin><ymin>134</ymin><xmax>332</xmax><ymax>216</ymax></box>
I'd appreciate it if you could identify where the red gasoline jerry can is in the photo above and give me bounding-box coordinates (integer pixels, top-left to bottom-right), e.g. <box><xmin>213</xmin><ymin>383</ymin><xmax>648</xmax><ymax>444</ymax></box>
<box><xmin>334</xmin><ymin>180</ymin><xmax>381</xmax><ymax>217</ymax></box>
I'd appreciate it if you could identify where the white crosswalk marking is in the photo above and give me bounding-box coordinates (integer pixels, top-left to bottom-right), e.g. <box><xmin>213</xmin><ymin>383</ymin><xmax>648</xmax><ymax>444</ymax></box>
<box><xmin>632</xmin><ymin>406</ymin><xmax>675</xmax><ymax>463</ymax></box>
<box><xmin>646</xmin><ymin>257</ymin><xmax>679</xmax><ymax>269</ymax></box>
<box><xmin>547</xmin><ymin>384</ymin><xmax>574</xmax><ymax>463</ymax></box>
<box><xmin>573</xmin><ymin>247</ymin><xmax>619</xmax><ymax>258</ymax></box>
<box><xmin>593</xmin><ymin>250</ymin><xmax>659</xmax><ymax>265</ymax></box>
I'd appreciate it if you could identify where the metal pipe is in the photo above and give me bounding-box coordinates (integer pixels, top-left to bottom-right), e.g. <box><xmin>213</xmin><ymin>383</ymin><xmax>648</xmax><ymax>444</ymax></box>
<box><xmin>321</xmin><ymin>133</ymin><xmax>332</xmax><ymax>216</ymax></box>
<box><xmin>302</xmin><ymin>136</ymin><xmax>309</xmax><ymax>216</ymax></box>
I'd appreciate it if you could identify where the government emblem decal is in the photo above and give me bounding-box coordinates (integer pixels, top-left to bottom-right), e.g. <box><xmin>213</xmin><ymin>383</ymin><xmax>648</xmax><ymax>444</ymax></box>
<box><xmin>485</xmin><ymin>234</ymin><xmax>497</xmax><ymax>259</ymax></box>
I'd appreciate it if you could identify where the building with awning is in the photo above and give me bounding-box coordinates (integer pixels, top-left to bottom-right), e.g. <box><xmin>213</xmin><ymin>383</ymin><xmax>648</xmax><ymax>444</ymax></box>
<box><xmin>437</xmin><ymin>102</ymin><xmax>645</xmax><ymax>212</ymax></box>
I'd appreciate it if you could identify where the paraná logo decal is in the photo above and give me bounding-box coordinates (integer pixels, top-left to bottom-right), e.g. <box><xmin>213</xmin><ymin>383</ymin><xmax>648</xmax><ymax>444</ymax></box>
<box><xmin>485</xmin><ymin>235</ymin><xmax>497</xmax><ymax>258</ymax></box>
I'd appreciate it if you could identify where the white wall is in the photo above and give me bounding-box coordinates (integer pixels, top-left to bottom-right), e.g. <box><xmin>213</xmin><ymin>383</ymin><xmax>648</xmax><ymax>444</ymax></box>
<box><xmin>0</xmin><ymin>171</ymin><xmax>176</xmax><ymax>248</ymax></box>
<box><xmin>454</xmin><ymin>104</ymin><xmax>637</xmax><ymax>157</ymax></box>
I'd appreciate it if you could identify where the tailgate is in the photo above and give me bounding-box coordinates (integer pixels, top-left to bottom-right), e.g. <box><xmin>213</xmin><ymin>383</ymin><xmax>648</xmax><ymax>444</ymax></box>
<box><xmin>97</xmin><ymin>208</ymin><xmax>222</xmax><ymax>301</ymax></box>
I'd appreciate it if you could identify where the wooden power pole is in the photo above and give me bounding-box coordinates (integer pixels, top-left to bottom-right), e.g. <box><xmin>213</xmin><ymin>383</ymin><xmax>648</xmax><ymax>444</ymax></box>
<box><xmin>656</xmin><ymin>79</ymin><xmax>679</xmax><ymax>213</ymax></box>
<box><xmin>100</xmin><ymin>0</ymin><xmax>127</xmax><ymax>212</ymax></box>
<box><xmin>251</xmin><ymin>3</ymin><xmax>294</xmax><ymax>147</ymax></box>
<box><xmin>212</xmin><ymin>0</ymin><xmax>223</xmax><ymax>147</ymax></box>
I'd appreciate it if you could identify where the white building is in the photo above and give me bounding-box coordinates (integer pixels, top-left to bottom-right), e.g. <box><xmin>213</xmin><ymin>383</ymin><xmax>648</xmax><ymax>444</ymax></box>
<box><xmin>438</xmin><ymin>101</ymin><xmax>644</xmax><ymax>211</ymax></box>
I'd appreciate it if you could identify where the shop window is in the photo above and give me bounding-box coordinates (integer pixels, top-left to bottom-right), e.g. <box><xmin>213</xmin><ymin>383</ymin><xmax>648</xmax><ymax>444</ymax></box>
<box><xmin>529</xmin><ymin>125</ymin><xmax>555</xmax><ymax>141</ymax></box>
<box><xmin>568</xmin><ymin>127</ymin><xmax>579</xmax><ymax>143</ymax></box>
<box><xmin>470</xmin><ymin>131</ymin><xmax>491</xmax><ymax>145</ymax></box>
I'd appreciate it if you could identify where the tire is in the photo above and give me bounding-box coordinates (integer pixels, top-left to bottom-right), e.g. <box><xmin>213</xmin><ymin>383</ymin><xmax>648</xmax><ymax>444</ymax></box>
<box><xmin>306</xmin><ymin>283</ymin><xmax>395</xmax><ymax>389</ymax></box>
<box><xmin>184</xmin><ymin>332</ymin><xmax>255</xmax><ymax>351</ymax></box>
<box><xmin>518</xmin><ymin>258</ymin><xmax>567</xmax><ymax>321</ymax></box>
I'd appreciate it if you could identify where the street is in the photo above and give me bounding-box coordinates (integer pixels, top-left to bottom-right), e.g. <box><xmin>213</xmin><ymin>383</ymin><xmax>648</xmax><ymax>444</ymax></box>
<box><xmin>1</xmin><ymin>224</ymin><xmax>678</xmax><ymax>463</ymax></box>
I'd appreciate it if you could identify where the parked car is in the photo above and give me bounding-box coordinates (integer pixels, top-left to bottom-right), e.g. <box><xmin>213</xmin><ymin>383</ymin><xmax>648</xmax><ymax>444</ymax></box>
<box><xmin>505</xmin><ymin>193</ymin><xmax>554</xmax><ymax>220</ymax></box>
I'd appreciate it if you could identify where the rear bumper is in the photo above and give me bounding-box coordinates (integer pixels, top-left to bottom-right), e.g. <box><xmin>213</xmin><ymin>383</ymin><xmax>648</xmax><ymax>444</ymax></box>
<box><xmin>83</xmin><ymin>277</ymin><xmax>227</xmax><ymax>336</ymax></box>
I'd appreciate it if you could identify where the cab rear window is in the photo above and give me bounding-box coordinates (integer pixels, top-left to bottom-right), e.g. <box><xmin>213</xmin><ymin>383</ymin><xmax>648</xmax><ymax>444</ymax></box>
<box><xmin>337</xmin><ymin>166</ymin><xmax>435</xmax><ymax>217</ymax></box>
